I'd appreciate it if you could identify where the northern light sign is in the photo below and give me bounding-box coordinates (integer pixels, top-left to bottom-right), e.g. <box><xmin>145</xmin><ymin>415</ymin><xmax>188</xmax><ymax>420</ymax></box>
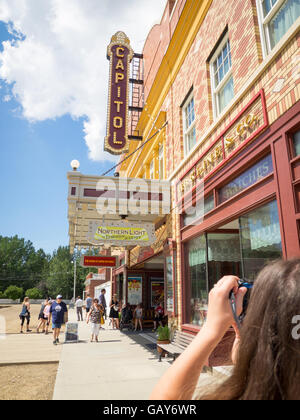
<box><xmin>87</xmin><ymin>221</ymin><xmax>156</xmax><ymax>247</ymax></box>
<box><xmin>104</xmin><ymin>31</ymin><xmax>134</xmax><ymax>155</ymax></box>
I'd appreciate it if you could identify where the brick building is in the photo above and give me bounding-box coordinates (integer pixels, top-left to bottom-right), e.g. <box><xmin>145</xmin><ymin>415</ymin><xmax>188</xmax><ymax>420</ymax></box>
<box><xmin>117</xmin><ymin>0</ymin><xmax>300</xmax><ymax>364</ymax></box>
<box><xmin>84</xmin><ymin>270</ymin><xmax>107</xmax><ymax>299</ymax></box>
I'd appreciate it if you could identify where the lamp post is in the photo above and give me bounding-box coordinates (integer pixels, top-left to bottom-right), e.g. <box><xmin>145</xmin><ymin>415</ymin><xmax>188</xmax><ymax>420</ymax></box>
<box><xmin>73</xmin><ymin>257</ymin><xmax>77</xmax><ymax>301</ymax></box>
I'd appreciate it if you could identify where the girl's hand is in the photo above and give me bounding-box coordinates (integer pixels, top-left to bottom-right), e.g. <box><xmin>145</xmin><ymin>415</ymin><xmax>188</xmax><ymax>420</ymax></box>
<box><xmin>205</xmin><ymin>276</ymin><xmax>247</xmax><ymax>336</ymax></box>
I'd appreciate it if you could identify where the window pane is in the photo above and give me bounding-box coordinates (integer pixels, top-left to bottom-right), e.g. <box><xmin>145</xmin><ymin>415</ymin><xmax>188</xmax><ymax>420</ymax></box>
<box><xmin>268</xmin><ymin>0</ymin><xmax>300</xmax><ymax>49</ymax></box>
<box><xmin>186</xmin><ymin>235</ymin><xmax>208</xmax><ymax>327</ymax></box>
<box><xmin>240</xmin><ymin>201</ymin><xmax>282</xmax><ymax>280</ymax></box>
<box><xmin>187</xmin><ymin>126</ymin><xmax>196</xmax><ymax>152</ymax></box>
<box><xmin>293</xmin><ymin>131</ymin><xmax>300</xmax><ymax>156</ymax></box>
<box><xmin>207</xmin><ymin>233</ymin><xmax>242</xmax><ymax>291</ymax></box>
<box><xmin>263</xmin><ymin>0</ymin><xmax>274</xmax><ymax>17</ymax></box>
<box><xmin>218</xmin><ymin>75</ymin><xmax>234</xmax><ymax>114</ymax></box>
<box><xmin>166</xmin><ymin>256</ymin><xmax>174</xmax><ymax>313</ymax></box>
<box><xmin>213</xmin><ymin>39</ymin><xmax>232</xmax><ymax>88</ymax></box>
<box><xmin>183</xmin><ymin>194</ymin><xmax>214</xmax><ymax>227</ymax></box>
<box><xmin>185</xmin><ymin>97</ymin><xmax>195</xmax><ymax>130</ymax></box>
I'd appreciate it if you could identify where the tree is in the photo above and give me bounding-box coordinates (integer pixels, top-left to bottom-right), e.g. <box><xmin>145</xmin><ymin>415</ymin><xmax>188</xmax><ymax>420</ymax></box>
<box><xmin>0</xmin><ymin>236</ymin><xmax>50</xmax><ymax>292</ymax></box>
<box><xmin>4</xmin><ymin>285</ymin><xmax>23</xmax><ymax>301</ymax></box>
<box><xmin>25</xmin><ymin>288</ymin><xmax>43</xmax><ymax>299</ymax></box>
<box><xmin>46</xmin><ymin>246</ymin><xmax>98</xmax><ymax>299</ymax></box>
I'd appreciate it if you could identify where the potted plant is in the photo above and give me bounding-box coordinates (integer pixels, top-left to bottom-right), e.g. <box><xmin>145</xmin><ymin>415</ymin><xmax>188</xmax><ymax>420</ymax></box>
<box><xmin>157</xmin><ymin>325</ymin><xmax>170</xmax><ymax>356</ymax></box>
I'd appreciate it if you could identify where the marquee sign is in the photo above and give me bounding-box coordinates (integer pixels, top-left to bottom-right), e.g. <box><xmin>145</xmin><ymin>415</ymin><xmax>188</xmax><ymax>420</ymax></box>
<box><xmin>177</xmin><ymin>90</ymin><xmax>268</xmax><ymax>200</ymax></box>
<box><xmin>87</xmin><ymin>221</ymin><xmax>156</xmax><ymax>247</ymax></box>
<box><xmin>104</xmin><ymin>31</ymin><xmax>134</xmax><ymax>155</ymax></box>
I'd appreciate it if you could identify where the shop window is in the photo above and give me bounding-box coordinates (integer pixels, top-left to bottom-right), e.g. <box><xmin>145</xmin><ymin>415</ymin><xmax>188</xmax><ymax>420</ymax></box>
<box><xmin>183</xmin><ymin>193</ymin><xmax>214</xmax><ymax>227</ymax></box>
<box><xmin>210</xmin><ymin>37</ymin><xmax>234</xmax><ymax>117</ymax></box>
<box><xmin>184</xmin><ymin>200</ymin><xmax>282</xmax><ymax>327</ymax></box>
<box><xmin>218</xmin><ymin>154</ymin><xmax>273</xmax><ymax>204</ymax></box>
<box><xmin>292</xmin><ymin>130</ymin><xmax>300</xmax><ymax>157</ymax></box>
<box><xmin>240</xmin><ymin>200</ymin><xmax>282</xmax><ymax>280</ymax></box>
<box><xmin>166</xmin><ymin>254</ymin><xmax>177</xmax><ymax>314</ymax></box>
<box><xmin>207</xmin><ymin>233</ymin><xmax>242</xmax><ymax>290</ymax></box>
<box><xmin>182</xmin><ymin>93</ymin><xmax>196</xmax><ymax>156</ymax></box>
<box><xmin>186</xmin><ymin>235</ymin><xmax>208</xmax><ymax>327</ymax></box>
<box><xmin>257</xmin><ymin>0</ymin><xmax>300</xmax><ymax>54</ymax></box>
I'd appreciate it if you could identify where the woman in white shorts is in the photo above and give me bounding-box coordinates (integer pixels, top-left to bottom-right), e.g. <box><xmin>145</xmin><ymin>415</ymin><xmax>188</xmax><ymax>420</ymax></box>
<box><xmin>86</xmin><ymin>299</ymin><xmax>103</xmax><ymax>342</ymax></box>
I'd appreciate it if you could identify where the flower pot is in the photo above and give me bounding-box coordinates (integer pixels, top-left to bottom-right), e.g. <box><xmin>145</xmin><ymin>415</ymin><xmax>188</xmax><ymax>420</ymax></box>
<box><xmin>157</xmin><ymin>339</ymin><xmax>170</xmax><ymax>356</ymax></box>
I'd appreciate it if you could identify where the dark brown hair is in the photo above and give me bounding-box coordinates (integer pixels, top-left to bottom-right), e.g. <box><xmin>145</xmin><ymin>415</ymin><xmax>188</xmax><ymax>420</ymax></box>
<box><xmin>202</xmin><ymin>259</ymin><xmax>300</xmax><ymax>400</ymax></box>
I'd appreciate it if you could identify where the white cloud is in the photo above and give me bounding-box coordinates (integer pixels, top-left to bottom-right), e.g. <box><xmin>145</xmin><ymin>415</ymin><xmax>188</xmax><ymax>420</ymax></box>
<box><xmin>0</xmin><ymin>0</ymin><xmax>166</xmax><ymax>161</ymax></box>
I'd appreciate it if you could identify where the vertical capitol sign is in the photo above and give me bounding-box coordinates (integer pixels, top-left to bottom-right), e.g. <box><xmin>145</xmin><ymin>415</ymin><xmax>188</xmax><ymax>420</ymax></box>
<box><xmin>104</xmin><ymin>31</ymin><xmax>134</xmax><ymax>155</ymax></box>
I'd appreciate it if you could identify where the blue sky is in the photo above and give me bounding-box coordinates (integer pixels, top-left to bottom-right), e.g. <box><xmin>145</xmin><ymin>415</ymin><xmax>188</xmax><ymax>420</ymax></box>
<box><xmin>0</xmin><ymin>1</ymin><xmax>165</xmax><ymax>255</ymax></box>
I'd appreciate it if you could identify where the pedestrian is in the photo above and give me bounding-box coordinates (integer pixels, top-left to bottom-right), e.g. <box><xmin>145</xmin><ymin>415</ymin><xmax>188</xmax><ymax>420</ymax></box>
<box><xmin>109</xmin><ymin>294</ymin><xmax>120</xmax><ymax>329</ymax></box>
<box><xmin>49</xmin><ymin>295</ymin><xmax>68</xmax><ymax>346</ymax></box>
<box><xmin>153</xmin><ymin>302</ymin><xmax>164</xmax><ymax>331</ymax></box>
<box><xmin>151</xmin><ymin>259</ymin><xmax>300</xmax><ymax>400</ymax></box>
<box><xmin>86</xmin><ymin>298</ymin><xmax>104</xmax><ymax>342</ymax></box>
<box><xmin>75</xmin><ymin>296</ymin><xmax>83</xmax><ymax>321</ymax></box>
<box><xmin>134</xmin><ymin>303</ymin><xmax>143</xmax><ymax>332</ymax></box>
<box><xmin>99</xmin><ymin>289</ymin><xmax>107</xmax><ymax>321</ymax></box>
<box><xmin>19</xmin><ymin>297</ymin><xmax>31</xmax><ymax>333</ymax></box>
<box><xmin>85</xmin><ymin>294</ymin><xmax>93</xmax><ymax>320</ymax></box>
<box><xmin>37</xmin><ymin>298</ymin><xmax>49</xmax><ymax>333</ymax></box>
<box><xmin>43</xmin><ymin>299</ymin><xmax>52</xmax><ymax>335</ymax></box>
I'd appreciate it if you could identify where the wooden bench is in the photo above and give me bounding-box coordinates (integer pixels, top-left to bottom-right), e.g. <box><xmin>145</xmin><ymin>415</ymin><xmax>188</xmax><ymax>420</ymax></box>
<box><xmin>158</xmin><ymin>330</ymin><xmax>195</xmax><ymax>362</ymax></box>
<box><xmin>142</xmin><ymin>309</ymin><xmax>155</xmax><ymax>329</ymax></box>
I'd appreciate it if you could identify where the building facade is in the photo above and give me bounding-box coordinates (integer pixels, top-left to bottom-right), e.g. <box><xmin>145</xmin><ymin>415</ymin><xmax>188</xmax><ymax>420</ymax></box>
<box><xmin>117</xmin><ymin>0</ymin><xmax>300</xmax><ymax>360</ymax></box>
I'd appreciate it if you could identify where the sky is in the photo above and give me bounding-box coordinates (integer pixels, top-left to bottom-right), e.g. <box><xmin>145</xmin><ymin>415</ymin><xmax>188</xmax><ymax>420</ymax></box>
<box><xmin>0</xmin><ymin>0</ymin><xmax>167</xmax><ymax>255</ymax></box>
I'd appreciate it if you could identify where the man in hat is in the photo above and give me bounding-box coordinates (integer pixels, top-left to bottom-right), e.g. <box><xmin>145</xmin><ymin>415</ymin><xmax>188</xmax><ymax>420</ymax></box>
<box><xmin>49</xmin><ymin>295</ymin><xmax>68</xmax><ymax>345</ymax></box>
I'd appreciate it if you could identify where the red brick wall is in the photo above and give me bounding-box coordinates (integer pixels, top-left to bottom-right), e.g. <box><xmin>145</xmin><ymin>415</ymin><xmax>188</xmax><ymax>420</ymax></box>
<box><xmin>142</xmin><ymin>0</ymin><xmax>300</xmax><ymax>178</ymax></box>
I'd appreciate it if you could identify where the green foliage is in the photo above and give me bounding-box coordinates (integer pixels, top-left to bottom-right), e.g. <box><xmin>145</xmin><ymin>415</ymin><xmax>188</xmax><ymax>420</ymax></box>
<box><xmin>0</xmin><ymin>235</ymin><xmax>50</xmax><ymax>292</ymax></box>
<box><xmin>4</xmin><ymin>285</ymin><xmax>23</xmax><ymax>301</ymax></box>
<box><xmin>0</xmin><ymin>291</ymin><xmax>4</xmax><ymax>298</ymax></box>
<box><xmin>0</xmin><ymin>236</ymin><xmax>100</xmax><ymax>301</ymax></box>
<box><xmin>157</xmin><ymin>326</ymin><xmax>170</xmax><ymax>341</ymax></box>
<box><xmin>25</xmin><ymin>288</ymin><xmax>43</xmax><ymax>299</ymax></box>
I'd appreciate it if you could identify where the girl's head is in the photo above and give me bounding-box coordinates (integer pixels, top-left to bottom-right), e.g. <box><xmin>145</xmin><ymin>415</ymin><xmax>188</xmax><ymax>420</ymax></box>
<box><xmin>23</xmin><ymin>297</ymin><xmax>29</xmax><ymax>304</ymax></box>
<box><xmin>93</xmin><ymin>299</ymin><xmax>99</xmax><ymax>305</ymax></box>
<box><xmin>204</xmin><ymin>259</ymin><xmax>300</xmax><ymax>400</ymax></box>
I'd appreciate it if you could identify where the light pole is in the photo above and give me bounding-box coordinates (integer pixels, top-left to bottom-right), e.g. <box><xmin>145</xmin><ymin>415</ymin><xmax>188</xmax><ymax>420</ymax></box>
<box><xmin>73</xmin><ymin>257</ymin><xmax>77</xmax><ymax>301</ymax></box>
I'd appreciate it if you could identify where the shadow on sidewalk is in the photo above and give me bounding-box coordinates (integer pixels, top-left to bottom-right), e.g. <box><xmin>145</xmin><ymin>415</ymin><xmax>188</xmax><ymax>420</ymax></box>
<box><xmin>120</xmin><ymin>330</ymin><xmax>161</xmax><ymax>361</ymax></box>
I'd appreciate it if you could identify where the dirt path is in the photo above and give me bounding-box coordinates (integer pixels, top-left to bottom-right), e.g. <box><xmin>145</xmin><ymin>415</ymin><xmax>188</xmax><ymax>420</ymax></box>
<box><xmin>0</xmin><ymin>363</ymin><xmax>58</xmax><ymax>400</ymax></box>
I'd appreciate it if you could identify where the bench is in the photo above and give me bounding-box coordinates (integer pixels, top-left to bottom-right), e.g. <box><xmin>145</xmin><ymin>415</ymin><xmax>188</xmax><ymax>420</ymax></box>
<box><xmin>142</xmin><ymin>309</ymin><xmax>155</xmax><ymax>329</ymax></box>
<box><xmin>133</xmin><ymin>309</ymin><xmax>168</xmax><ymax>329</ymax></box>
<box><xmin>158</xmin><ymin>330</ymin><xmax>195</xmax><ymax>362</ymax></box>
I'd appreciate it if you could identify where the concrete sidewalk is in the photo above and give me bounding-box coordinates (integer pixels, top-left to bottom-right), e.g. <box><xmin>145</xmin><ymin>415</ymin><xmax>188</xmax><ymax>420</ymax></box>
<box><xmin>53</xmin><ymin>309</ymin><xmax>171</xmax><ymax>400</ymax></box>
<box><xmin>53</xmin><ymin>310</ymin><xmax>228</xmax><ymax>400</ymax></box>
<box><xmin>0</xmin><ymin>333</ymin><xmax>62</xmax><ymax>365</ymax></box>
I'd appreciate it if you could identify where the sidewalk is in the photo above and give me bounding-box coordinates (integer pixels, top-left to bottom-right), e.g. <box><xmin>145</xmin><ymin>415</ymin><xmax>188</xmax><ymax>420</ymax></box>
<box><xmin>53</xmin><ymin>309</ymin><xmax>228</xmax><ymax>400</ymax></box>
<box><xmin>53</xmin><ymin>309</ymin><xmax>171</xmax><ymax>400</ymax></box>
<box><xmin>0</xmin><ymin>333</ymin><xmax>62</xmax><ymax>365</ymax></box>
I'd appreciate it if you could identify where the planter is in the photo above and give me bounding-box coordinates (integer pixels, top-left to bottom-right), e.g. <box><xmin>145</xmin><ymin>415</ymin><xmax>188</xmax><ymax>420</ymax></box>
<box><xmin>157</xmin><ymin>339</ymin><xmax>170</xmax><ymax>357</ymax></box>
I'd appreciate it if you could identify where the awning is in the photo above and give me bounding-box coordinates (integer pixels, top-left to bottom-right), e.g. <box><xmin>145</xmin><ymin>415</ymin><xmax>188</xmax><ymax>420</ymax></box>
<box><xmin>67</xmin><ymin>171</ymin><xmax>170</xmax><ymax>253</ymax></box>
